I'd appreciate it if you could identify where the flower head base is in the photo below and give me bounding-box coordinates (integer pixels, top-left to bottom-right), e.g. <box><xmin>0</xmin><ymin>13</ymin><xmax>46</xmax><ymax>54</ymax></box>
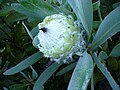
<box><xmin>33</xmin><ymin>13</ymin><xmax>85</xmax><ymax>63</ymax></box>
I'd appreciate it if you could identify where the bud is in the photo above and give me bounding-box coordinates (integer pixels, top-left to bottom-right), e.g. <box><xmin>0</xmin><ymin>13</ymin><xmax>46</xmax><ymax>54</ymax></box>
<box><xmin>32</xmin><ymin>13</ymin><xmax>85</xmax><ymax>63</ymax></box>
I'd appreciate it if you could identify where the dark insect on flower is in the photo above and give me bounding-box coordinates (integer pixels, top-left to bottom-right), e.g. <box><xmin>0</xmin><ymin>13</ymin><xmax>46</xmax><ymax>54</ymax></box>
<box><xmin>39</xmin><ymin>27</ymin><xmax>48</xmax><ymax>33</ymax></box>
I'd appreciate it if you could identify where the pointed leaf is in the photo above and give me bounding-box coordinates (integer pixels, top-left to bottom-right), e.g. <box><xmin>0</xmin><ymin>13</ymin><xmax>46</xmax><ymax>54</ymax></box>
<box><xmin>93</xmin><ymin>53</ymin><xmax>119</xmax><ymax>90</ymax></box>
<box><xmin>12</xmin><ymin>0</ymin><xmax>59</xmax><ymax>19</ymax></box>
<box><xmin>89</xmin><ymin>6</ymin><xmax>120</xmax><ymax>50</ymax></box>
<box><xmin>93</xmin><ymin>1</ymin><xmax>100</xmax><ymax>11</ymax></box>
<box><xmin>33</xmin><ymin>62</ymin><xmax>62</xmax><ymax>90</ymax></box>
<box><xmin>67</xmin><ymin>0</ymin><xmax>93</xmax><ymax>37</ymax></box>
<box><xmin>68</xmin><ymin>51</ymin><xmax>93</xmax><ymax>90</ymax></box>
<box><xmin>56</xmin><ymin>62</ymin><xmax>76</xmax><ymax>76</ymax></box>
<box><xmin>110</xmin><ymin>43</ymin><xmax>120</xmax><ymax>57</ymax></box>
<box><xmin>30</xmin><ymin>66</ymin><xmax>38</xmax><ymax>80</ymax></box>
<box><xmin>4</xmin><ymin>52</ymin><xmax>43</xmax><ymax>75</ymax></box>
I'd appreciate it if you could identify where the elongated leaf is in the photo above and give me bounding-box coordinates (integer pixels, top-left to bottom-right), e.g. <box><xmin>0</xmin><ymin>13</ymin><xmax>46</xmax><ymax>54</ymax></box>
<box><xmin>12</xmin><ymin>3</ymin><xmax>39</xmax><ymax>19</ymax></box>
<box><xmin>110</xmin><ymin>43</ymin><xmax>120</xmax><ymax>57</ymax></box>
<box><xmin>0</xmin><ymin>6</ymin><xmax>13</xmax><ymax>16</ymax></box>
<box><xmin>9</xmin><ymin>84</ymin><xmax>27</xmax><ymax>90</ymax></box>
<box><xmin>5</xmin><ymin>11</ymin><xmax>27</xmax><ymax>25</ymax></box>
<box><xmin>56</xmin><ymin>62</ymin><xmax>76</xmax><ymax>76</ymax></box>
<box><xmin>3</xmin><ymin>52</ymin><xmax>43</xmax><ymax>75</ymax></box>
<box><xmin>31</xmin><ymin>26</ymin><xmax>39</xmax><ymax>37</ymax></box>
<box><xmin>93</xmin><ymin>1</ymin><xmax>100</xmax><ymax>11</ymax></box>
<box><xmin>93</xmin><ymin>53</ymin><xmax>119</xmax><ymax>90</ymax></box>
<box><xmin>33</xmin><ymin>62</ymin><xmax>62</xmax><ymax>90</ymax></box>
<box><xmin>68</xmin><ymin>51</ymin><xmax>93</xmax><ymax>90</ymax></box>
<box><xmin>67</xmin><ymin>0</ymin><xmax>93</xmax><ymax>37</ymax></box>
<box><xmin>12</xmin><ymin>0</ymin><xmax>59</xmax><ymax>19</ymax></box>
<box><xmin>89</xmin><ymin>6</ymin><xmax>120</xmax><ymax>50</ymax></box>
<box><xmin>30</xmin><ymin>66</ymin><xmax>38</xmax><ymax>80</ymax></box>
<box><xmin>112</xmin><ymin>2</ymin><xmax>120</xmax><ymax>9</ymax></box>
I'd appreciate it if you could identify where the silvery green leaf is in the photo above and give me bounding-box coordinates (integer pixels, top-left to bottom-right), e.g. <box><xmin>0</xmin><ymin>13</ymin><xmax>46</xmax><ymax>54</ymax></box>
<box><xmin>89</xmin><ymin>6</ymin><xmax>120</xmax><ymax>50</ymax></box>
<box><xmin>67</xmin><ymin>0</ymin><xmax>93</xmax><ymax>37</ymax></box>
<box><xmin>68</xmin><ymin>51</ymin><xmax>93</xmax><ymax>90</ymax></box>
<box><xmin>110</xmin><ymin>43</ymin><xmax>120</xmax><ymax>57</ymax></box>
<box><xmin>4</xmin><ymin>52</ymin><xmax>43</xmax><ymax>75</ymax></box>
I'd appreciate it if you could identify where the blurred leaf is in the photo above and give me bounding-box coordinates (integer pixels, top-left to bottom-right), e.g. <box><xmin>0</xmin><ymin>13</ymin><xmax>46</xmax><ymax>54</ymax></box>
<box><xmin>3</xmin><ymin>52</ymin><xmax>43</xmax><ymax>75</ymax></box>
<box><xmin>94</xmin><ymin>73</ymin><xmax>104</xmax><ymax>85</ymax></box>
<box><xmin>22</xmin><ymin>22</ymin><xmax>33</xmax><ymax>40</ymax></box>
<box><xmin>67</xmin><ymin>0</ymin><xmax>93</xmax><ymax>37</ymax></box>
<box><xmin>93</xmin><ymin>21</ymin><xmax>101</xmax><ymax>29</ymax></box>
<box><xmin>112</xmin><ymin>2</ymin><xmax>120</xmax><ymax>9</ymax></box>
<box><xmin>89</xmin><ymin>6</ymin><xmax>120</xmax><ymax>50</ymax></box>
<box><xmin>110</xmin><ymin>43</ymin><xmax>120</xmax><ymax>57</ymax></box>
<box><xmin>12</xmin><ymin>0</ymin><xmax>59</xmax><ymax>19</ymax></box>
<box><xmin>5</xmin><ymin>11</ymin><xmax>27</xmax><ymax>25</ymax></box>
<box><xmin>68</xmin><ymin>51</ymin><xmax>93</xmax><ymax>90</ymax></box>
<box><xmin>93</xmin><ymin>1</ymin><xmax>100</xmax><ymax>11</ymax></box>
<box><xmin>98</xmin><ymin>51</ymin><xmax>108</xmax><ymax>61</ymax></box>
<box><xmin>0</xmin><ymin>20</ymin><xmax>12</xmax><ymax>39</ymax></box>
<box><xmin>102</xmin><ymin>41</ymin><xmax>108</xmax><ymax>50</ymax></box>
<box><xmin>12</xmin><ymin>3</ymin><xmax>38</xmax><ymax>19</ymax></box>
<box><xmin>93</xmin><ymin>53</ymin><xmax>119</xmax><ymax>90</ymax></box>
<box><xmin>9</xmin><ymin>84</ymin><xmax>27</xmax><ymax>90</ymax></box>
<box><xmin>108</xmin><ymin>58</ymin><xmax>118</xmax><ymax>71</ymax></box>
<box><xmin>0</xmin><ymin>6</ymin><xmax>13</xmax><ymax>16</ymax></box>
<box><xmin>3</xmin><ymin>87</ymin><xmax>9</xmax><ymax>90</ymax></box>
<box><xmin>56</xmin><ymin>62</ymin><xmax>76</xmax><ymax>76</ymax></box>
<box><xmin>0</xmin><ymin>0</ymin><xmax>3</xmax><ymax>4</ymax></box>
<box><xmin>33</xmin><ymin>62</ymin><xmax>62</xmax><ymax>90</ymax></box>
<box><xmin>13</xmin><ymin>23</ymin><xmax>24</xmax><ymax>46</ymax></box>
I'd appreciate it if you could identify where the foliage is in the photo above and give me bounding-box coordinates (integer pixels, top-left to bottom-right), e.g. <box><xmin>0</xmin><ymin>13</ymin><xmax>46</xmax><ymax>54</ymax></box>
<box><xmin>0</xmin><ymin>0</ymin><xmax>120</xmax><ymax>90</ymax></box>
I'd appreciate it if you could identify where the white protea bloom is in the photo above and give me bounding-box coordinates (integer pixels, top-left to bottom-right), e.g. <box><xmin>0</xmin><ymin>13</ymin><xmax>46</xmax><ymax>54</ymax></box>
<box><xmin>32</xmin><ymin>13</ymin><xmax>85</xmax><ymax>63</ymax></box>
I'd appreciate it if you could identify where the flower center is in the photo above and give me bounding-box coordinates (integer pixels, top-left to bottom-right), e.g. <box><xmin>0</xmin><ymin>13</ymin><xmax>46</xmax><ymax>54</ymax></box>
<box><xmin>40</xmin><ymin>27</ymin><xmax>48</xmax><ymax>33</ymax></box>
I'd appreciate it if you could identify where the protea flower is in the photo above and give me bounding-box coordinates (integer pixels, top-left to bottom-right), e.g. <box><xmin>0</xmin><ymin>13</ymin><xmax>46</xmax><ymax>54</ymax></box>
<box><xmin>32</xmin><ymin>13</ymin><xmax>85</xmax><ymax>63</ymax></box>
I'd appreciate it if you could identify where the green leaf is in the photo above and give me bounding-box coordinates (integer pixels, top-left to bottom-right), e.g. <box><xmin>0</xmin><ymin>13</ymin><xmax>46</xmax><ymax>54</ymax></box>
<box><xmin>30</xmin><ymin>66</ymin><xmax>38</xmax><ymax>80</ymax></box>
<box><xmin>5</xmin><ymin>11</ymin><xmax>27</xmax><ymax>25</ymax></box>
<box><xmin>0</xmin><ymin>6</ymin><xmax>13</xmax><ymax>16</ymax></box>
<box><xmin>112</xmin><ymin>2</ymin><xmax>120</xmax><ymax>9</ymax></box>
<box><xmin>93</xmin><ymin>1</ymin><xmax>100</xmax><ymax>11</ymax></box>
<box><xmin>102</xmin><ymin>41</ymin><xmax>108</xmax><ymax>50</ymax></box>
<box><xmin>31</xmin><ymin>26</ymin><xmax>39</xmax><ymax>37</ymax></box>
<box><xmin>3</xmin><ymin>87</ymin><xmax>8</xmax><ymax>90</ymax></box>
<box><xmin>93</xmin><ymin>21</ymin><xmax>101</xmax><ymax>29</ymax></box>
<box><xmin>22</xmin><ymin>22</ymin><xmax>33</xmax><ymax>40</ymax></box>
<box><xmin>11</xmin><ymin>3</ymin><xmax>39</xmax><ymax>19</ymax></box>
<box><xmin>33</xmin><ymin>62</ymin><xmax>62</xmax><ymax>90</ymax></box>
<box><xmin>110</xmin><ymin>43</ymin><xmax>120</xmax><ymax>57</ymax></box>
<box><xmin>3</xmin><ymin>52</ymin><xmax>43</xmax><ymax>75</ymax></box>
<box><xmin>32</xmin><ymin>35</ymin><xmax>39</xmax><ymax>48</ymax></box>
<box><xmin>68</xmin><ymin>51</ymin><xmax>93</xmax><ymax>90</ymax></box>
<box><xmin>89</xmin><ymin>6</ymin><xmax>120</xmax><ymax>50</ymax></box>
<box><xmin>56</xmin><ymin>62</ymin><xmax>76</xmax><ymax>76</ymax></box>
<box><xmin>9</xmin><ymin>84</ymin><xmax>27</xmax><ymax>90</ymax></box>
<box><xmin>12</xmin><ymin>0</ymin><xmax>59</xmax><ymax>19</ymax></box>
<box><xmin>67</xmin><ymin>0</ymin><xmax>93</xmax><ymax>37</ymax></box>
<box><xmin>98</xmin><ymin>51</ymin><xmax>108</xmax><ymax>61</ymax></box>
<box><xmin>93</xmin><ymin>53</ymin><xmax>119</xmax><ymax>90</ymax></box>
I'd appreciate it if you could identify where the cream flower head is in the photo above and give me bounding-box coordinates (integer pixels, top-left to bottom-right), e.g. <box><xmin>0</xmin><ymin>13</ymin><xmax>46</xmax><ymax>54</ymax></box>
<box><xmin>33</xmin><ymin>13</ymin><xmax>85</xmax><ymax>63</ymax></box>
